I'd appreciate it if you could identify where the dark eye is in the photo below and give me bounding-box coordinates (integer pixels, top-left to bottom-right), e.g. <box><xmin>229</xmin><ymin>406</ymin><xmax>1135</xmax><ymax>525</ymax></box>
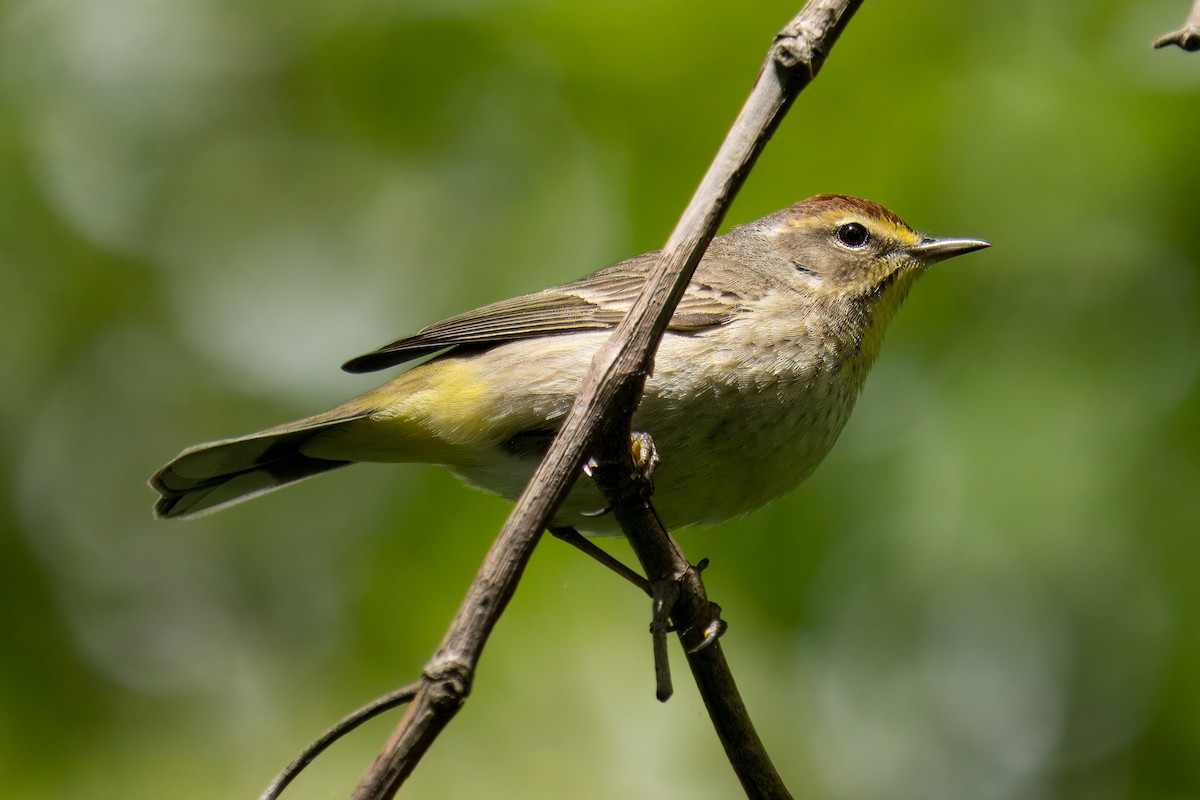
<box><xmin>836</xmin><ymin>222</ymin><xmax>869</xmax><ymax>248</ymax></box>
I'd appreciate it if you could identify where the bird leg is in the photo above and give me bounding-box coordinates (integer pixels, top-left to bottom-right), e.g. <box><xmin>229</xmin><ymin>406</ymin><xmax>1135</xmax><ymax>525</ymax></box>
<box><xmin>548</xmin><ymin>526</ymin><xmax>651</xmax><ymax>595</ymax></box>
<box><xmin>569</xmin><ymin>430</ymin><xmax>715</xmax><ymax>700</ymax></box>
<box><xmin>561</xmin><ymin>428</ymin><xmax>662</xmax><ymax>586</ymax></box>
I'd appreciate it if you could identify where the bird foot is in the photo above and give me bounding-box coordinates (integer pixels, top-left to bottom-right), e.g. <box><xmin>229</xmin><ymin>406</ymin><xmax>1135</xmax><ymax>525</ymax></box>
<box><xmin>581</xmin><ymin>430</ymin><xmax>660</xmax><ymax>517</ymax></box>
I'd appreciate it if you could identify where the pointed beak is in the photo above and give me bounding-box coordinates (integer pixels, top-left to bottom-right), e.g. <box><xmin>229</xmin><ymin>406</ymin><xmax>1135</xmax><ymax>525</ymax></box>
<box><xmin>907</xmin><ymin>236</ymin><xmax>990</xmax><ymax>265</ymax></box>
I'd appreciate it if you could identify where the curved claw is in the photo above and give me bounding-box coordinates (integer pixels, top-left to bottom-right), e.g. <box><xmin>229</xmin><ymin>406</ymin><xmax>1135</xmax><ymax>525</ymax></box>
<box><xmin>579</xmin><ymin>502</ymin><xmax>614</xmax><ymax>518</ymax></box>
<box><xmin>686</xmin><ymin>604</ymin><xmax>728</xmax><ymax>654</ymax></box>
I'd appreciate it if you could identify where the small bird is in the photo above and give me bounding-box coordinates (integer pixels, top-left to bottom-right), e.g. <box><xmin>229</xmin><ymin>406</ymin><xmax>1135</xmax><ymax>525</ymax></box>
<box><xmin>151</xmin><ymin>195</ymin><xmax>988</xmax><ymax>533</ymax></box>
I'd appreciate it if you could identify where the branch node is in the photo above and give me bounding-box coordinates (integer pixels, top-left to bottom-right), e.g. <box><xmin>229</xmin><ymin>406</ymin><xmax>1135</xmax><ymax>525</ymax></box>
<box><xmin>422</xmin><ymin>658</ymin><xmax>472</xmax><ymax>710</ymax></box>
<box><xmin>772</xmin><ymin>33</ymin><xmax>820</xmax><ymax>77</ymax></box>
<box><xmin>1154</xmin><ymin>27</ymin><xmax>1200</xmax><ymax>50</ymax></box>
<box><xmin>1156</xmin><ymin>1</ymin><xmax>1200</xmax><ymax>50</ymax></box>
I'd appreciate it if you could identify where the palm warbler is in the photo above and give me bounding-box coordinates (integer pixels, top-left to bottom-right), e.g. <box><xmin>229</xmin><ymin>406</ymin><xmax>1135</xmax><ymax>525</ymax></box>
<box><xmin>151</xmin><ymin>195</ymin><xmax>988</xmax><ymax>533</ymax></box>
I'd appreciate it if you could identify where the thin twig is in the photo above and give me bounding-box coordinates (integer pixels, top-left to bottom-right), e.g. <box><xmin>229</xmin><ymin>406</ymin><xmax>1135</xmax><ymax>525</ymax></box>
<box><xmin>350</xmin><ymin>3</ymin><xmax>864</xmax><ymax>798</ymax></box>
<box><xmin>649</xmin><ymin>571</ymin><xmax>681</xmax><ymax>702</ymax></box>
<box><xmin>1155</xmin><ymin>0</ymin><xmax>1200</xmax><ymax>50</ymax></box>
<box><xmin>549</xmin><ymin>526</ymin><xmax>653</xmax><ymax>594</ymax></box>
<box><xmin>260</xmin><ymin>683</ymin><xmax>420</xmax><ymax>800</ymax></box>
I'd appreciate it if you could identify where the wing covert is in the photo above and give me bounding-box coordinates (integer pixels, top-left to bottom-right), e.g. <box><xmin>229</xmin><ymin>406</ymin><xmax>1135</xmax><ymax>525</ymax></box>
<box><xmin>342</xmin><ymin>255</ymin><xmax>746</xmax><ymax>373</ymax></box>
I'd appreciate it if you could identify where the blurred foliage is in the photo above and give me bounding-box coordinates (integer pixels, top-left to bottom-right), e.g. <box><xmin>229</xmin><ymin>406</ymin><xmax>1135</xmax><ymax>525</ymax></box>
<box><xmin>1</xmin><ymin>0</ymin><xmax>1198</xmax><ymax>798</ymax></box>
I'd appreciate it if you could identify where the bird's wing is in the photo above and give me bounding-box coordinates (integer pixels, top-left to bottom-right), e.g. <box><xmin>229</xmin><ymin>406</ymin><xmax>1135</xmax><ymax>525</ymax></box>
<box><xmin>341</xmin><ymin>254</ymin><xmax>745</xmax><ymax>373</ymax></box>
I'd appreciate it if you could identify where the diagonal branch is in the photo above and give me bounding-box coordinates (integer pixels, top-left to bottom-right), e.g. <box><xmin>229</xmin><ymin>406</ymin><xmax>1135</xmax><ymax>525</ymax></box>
<box><xmin>350</xmin><ymin>2</ymin><xmax>864</xmax><ymax>798</ymax></box>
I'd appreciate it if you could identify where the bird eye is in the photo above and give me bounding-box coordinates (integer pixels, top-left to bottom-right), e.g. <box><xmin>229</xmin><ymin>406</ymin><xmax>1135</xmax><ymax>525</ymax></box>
<box><xmin>836</xmin><ymin>222</ymin><xmax>869</xmax><ymax>248</ymax></box>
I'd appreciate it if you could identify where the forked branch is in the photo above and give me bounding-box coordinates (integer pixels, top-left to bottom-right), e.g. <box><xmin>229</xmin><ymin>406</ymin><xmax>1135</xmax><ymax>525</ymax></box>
<box><xmin>340</xmin><ymin>2</ymin><xmax>865</xmax><ymax>798</ymax></box>
<box><xmin>1155</xmin><ymin>0</ymin><xmax>1200</xmax><ymax>50</ymax></box>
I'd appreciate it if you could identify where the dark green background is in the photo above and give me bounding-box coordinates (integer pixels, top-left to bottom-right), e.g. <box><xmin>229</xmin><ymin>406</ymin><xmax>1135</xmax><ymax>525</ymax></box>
<box><xmin>2</xmin><ymin>1</ymin><xmax>1198</xmax><ymax>798</ymax></box>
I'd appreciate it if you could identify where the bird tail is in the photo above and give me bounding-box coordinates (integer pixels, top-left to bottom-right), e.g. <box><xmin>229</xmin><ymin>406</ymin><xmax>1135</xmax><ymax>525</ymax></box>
<box><xmin>150</xmin><ymin>410</ymin><xmax>371</xmax><ymax>520</ymax></box>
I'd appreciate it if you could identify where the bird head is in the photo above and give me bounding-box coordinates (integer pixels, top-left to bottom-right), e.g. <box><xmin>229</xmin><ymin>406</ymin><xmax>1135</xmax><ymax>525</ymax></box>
<box><xmin>747</xmin><ymin>194</ymin><xmax>990</xmax><ymax>370</ymax></box>
<box><xmin>770</xmin><ymin>194</ymin><xmax>989</xmax><ymax>302</ymax></box>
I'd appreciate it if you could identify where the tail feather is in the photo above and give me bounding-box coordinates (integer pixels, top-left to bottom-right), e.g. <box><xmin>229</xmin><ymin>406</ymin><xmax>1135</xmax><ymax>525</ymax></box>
<box><xmin>151</xmin><ymin>413</ymin><xmax>368</xmax><ymax>519</ymax></box>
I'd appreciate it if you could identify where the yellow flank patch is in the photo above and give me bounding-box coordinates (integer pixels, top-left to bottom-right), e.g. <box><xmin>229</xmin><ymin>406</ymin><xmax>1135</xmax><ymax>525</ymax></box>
<box><xmin>420</xmin><ymin>358</ymin><xmax>495</xmax><ymax>441</ymax></box>
<box><xmin>298</xmin><ymin>357</ymin><xmax>501</xmax><ymax>465</ymax></box>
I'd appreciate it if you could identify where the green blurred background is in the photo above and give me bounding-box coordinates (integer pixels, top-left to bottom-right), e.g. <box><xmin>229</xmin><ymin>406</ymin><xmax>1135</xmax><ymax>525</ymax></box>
<box><xmin>2</xmin><ymin>0</ymin><xmax>1198</xmax><ymax>797</ymax></box>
